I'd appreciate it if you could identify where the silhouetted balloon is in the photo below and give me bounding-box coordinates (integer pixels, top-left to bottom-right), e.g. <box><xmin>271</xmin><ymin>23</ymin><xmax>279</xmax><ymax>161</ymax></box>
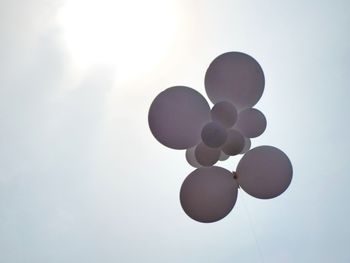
<box><xmin>222</xmin><ymin>129</ymin><xmax>245</xmax><ymax>156</ymax></box>
<box><xmin>201</xmin><ymin>121</ymin><xmax>227</xmax><ymax>148</ymax></box>
<box><xmin>205</xmin><ymin>52</ymin><xmax>265</xmax><ymax>109</ymax></box>
<box><xmin>195</xmin><ymin>142</ymin><xmax>220</xmax><ymax>167</ymax></box>
<box><xmin>236</xmin><ymin>146</ymin><xmax>293</xmax><ymax>199</ymax></box>
<box><xmin>240</xmin><ymin>137</ymin><xmax>251</xmax><ymax>154</ymax></box>
<box><xmin>219</xmin><ymin>151</ymin><xmax>229</xmax><ymax>161</ymax></box>
<box><xmin>185</xmin><ymin>146</ymin><xmax>202</xmax><ymax>168</ymax></box>
<box><xmin>211</xmin><ymin>101</ymin><xmax>237</xmax><ymax>128</ymax></box>
<box><xmin>180</xmin><ymin>166</ymin><xmax>238</xmax><ymax>223</ymax></box>
<box><xmin>148</xmin><ymin>86</ymin><xmax>210</xmax><ymax>149</ymax></box>
<box><xmin>234</xmin><ymin>108</ymin><xmax>267</xmax><ymax>138</ymax></box>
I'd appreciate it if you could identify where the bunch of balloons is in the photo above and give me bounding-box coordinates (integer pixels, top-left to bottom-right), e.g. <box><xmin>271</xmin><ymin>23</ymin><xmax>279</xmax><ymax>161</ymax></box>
<box><xmin>148</xmin><ymin>52</ymin><xmax>293</xmax><ymax>223</ymax></box>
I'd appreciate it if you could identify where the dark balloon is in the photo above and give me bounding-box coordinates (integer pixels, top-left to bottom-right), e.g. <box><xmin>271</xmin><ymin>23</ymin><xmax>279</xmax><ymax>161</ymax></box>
<box><xmin>211</xmin><ymin>101</ymin><xmax>237</xmax><ymax>128</ymax></box>
<box><xmin>234</xmin><ymin>108</ymin><xmax>267</xmax><ymax>138</ymax></box>
<box><xmin>236</xmin><ymin>146</ymin><xmax>293</xmax><ymax>199</ymax></box>
<box><xmin>205</xmin><ymin>52</ymin><xmax>265</xmax><ymax>110</ymax></box>
<box><xmin>148</xmin><ymin>86</ymin><xmax>210</xmax><ymax>149</ymax></box>
<box><xmin>185</xmin><ymin>146</ymin><xmax>202</xmax><ymax>168</ymax></box>
<box><xmin>194</xmin><ymin>142</ymin><xmax>220</xmax><ymax>167</ymax></box>
<box><xmin>222</xmin><ymin>129</ymin><xmax>245</xmax><ymax>156</ymax></box>
<box><xmin>201</xmin><ymin>121</ymin><xmax>227</xmax><ymax>148</ymax></box>
<box><xmin>240</xmin><ymin>137</ymin><xmax>251</xmax><ymax>154</ymax></box>
<box><xmin>180</xmin><ymin>166</ymin><xmax>238</xmax><ymax>223</ymax></box>
<box><xmin>219</xmin><ymin>151</ymin><xmax>229</xmax><ymax>161</ymax></box>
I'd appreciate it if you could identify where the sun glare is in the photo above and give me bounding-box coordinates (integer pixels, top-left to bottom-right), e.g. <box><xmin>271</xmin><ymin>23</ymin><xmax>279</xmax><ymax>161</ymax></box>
<box><xmin>58</xmin><ymin>0</ymin><xmax>181</xmax><ymax>76</ymax></box>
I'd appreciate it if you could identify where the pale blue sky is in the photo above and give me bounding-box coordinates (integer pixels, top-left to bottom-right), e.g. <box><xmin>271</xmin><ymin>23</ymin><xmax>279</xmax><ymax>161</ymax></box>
<box><xmin>1</xmin><ymin>0</ymin><xmax>350</xmax><ymax>262</ymax></box>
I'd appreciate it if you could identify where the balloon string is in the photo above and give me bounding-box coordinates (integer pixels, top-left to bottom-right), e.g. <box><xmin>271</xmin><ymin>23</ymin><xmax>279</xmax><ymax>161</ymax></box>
<box><xmin>240</xmin><ymin>191</ymin><xmax>265</xmax><ymax>263</ymax></box>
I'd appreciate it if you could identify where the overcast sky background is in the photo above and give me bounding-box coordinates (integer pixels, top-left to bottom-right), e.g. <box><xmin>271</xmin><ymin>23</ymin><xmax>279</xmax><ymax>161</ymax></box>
<box><xmin>1</xmin><ymin>0</ymin><xmax>350</xmax><ymax>262</ymax></box>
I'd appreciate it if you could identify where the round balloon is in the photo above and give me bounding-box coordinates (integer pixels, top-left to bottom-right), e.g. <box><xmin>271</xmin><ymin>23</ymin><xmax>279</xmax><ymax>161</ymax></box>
<box><xmin>201</xmin><ymin>121</ymin><xmax>227</xmax><ymax>148</ymax></box>
<box><xmin>194</xmin><ymin>142</ymin><xmax>220</xmax><ymax>167</ymax></box>
<box><xmin>222</xmin><ymin>129</ymin><xmax>245</xmax><ymax>156</ymax></box>
<box><xmin>219</xmin><ymin>151</ymin><xmax>229</xmax><ymax>161</ymax></box>
<box><xmin>180</xmin><ymin>166</ymin><xmax>238</xmax><ymax>223</ymax></box>
<box><xmin>240</xmin><ymin>137</ymin><xmax>251</xmax><ymax>154</ymax></box>
<box><xmin>185</xmin><ymin>146</ymin><xmax>202</xmax><ymax>168</ymax></box>
<box><xmin>148</xmin><ymin>86</ymin><xmax>210</xmax><ymax>149</ymax></box>
<box><xmin>211</xmin><ymin>101</ymin><xmax>237</xmax><ymax>128</ymax></box>
<box><xmin>205</xmin><ymin>52</ymin><xmax>265</xmax><ymax>109</ymax></box>
<box><xmin>234</xmin><ymin>108</ymin><xmax>267</xmax><ymax>138</ymax></box>
<box><xmin>236</xmin><ymin>146</ymin><xmax>293</xmax><ymax>199</ymax></box>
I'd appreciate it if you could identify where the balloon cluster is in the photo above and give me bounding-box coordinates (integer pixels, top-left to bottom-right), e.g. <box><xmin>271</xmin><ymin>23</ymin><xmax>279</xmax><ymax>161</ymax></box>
<box><xmin>148</xmin><ymin>52</ymin><xmax>293</xmax><ymax>223</ymax></box>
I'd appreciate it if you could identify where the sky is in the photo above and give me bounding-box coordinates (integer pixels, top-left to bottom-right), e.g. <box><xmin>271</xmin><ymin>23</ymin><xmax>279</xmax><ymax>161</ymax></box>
<box><xmin>0</xmin><ymin>0</ymin><xmax>350</xmax><ymax>262</ymax></box>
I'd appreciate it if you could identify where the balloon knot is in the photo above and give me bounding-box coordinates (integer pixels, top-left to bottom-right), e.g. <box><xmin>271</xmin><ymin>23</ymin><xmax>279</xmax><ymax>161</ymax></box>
<box><xmin>233</xmin><ymin>172</ymin><xmax>238</xmax><ymax>179</ymax></box>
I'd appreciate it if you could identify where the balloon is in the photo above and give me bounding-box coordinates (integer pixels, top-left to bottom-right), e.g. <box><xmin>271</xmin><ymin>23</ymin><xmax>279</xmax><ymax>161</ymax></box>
<box><xmin>185</xmin><ymin>146</ymin><xmax>202</xmax><ymax>168</ymax></box>
<box><xmin>194</xmin><ymin>142</ymin><xmax>220</xmax><ymax>167</ymax></box>
<box><xmin>234</xmin><ymin>108</ymin><xmax>267</xmax><ymax>138</ymax></box>
<box><xmin>240</xmin><ymin>137</ymin><xmax>251</xmax><ymax>154</ymax></box>
<box><xmin>180</xmin><ymin>166</ymin><xmax>238</xmax><ymax>223</ymax></box>
<box><xmin>148</xmin><ymin>86</ymin><xmax>210</xmax><ymax>149</ymax></box>
<box><xmin>236</xmin><ymin>146</ymin><xmax>293</xmax><ymax>199</ymax></box>
<box><xmin>205</xmin><ymin>52</ymin><xmax>265</xmax><ymax>110</ymax></box>
<box><xmin>201</xmin><ymin>121</ymin><xmax>227</xmax><ymax>148</ymax></box>
<box><xmin>222</xmin><ymin>129</ymin><xmax>245</xmax><ymax>156</ymax></box>
<box><xmin>219</xmin><ymin>151</ymin><xmax>229</xmax><ymax>161</ymax></box>
<box><xmin>211</xmin><ymin>101</ymin><xmax>237</xmax><ymax>128</ymax></box>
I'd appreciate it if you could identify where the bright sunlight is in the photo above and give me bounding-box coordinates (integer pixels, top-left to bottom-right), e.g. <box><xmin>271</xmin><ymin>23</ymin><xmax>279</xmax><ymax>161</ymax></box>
<box><xmin>58</xmin><ymin>0</ymin><xmax>181</xmax><ymax>76</ymax></box>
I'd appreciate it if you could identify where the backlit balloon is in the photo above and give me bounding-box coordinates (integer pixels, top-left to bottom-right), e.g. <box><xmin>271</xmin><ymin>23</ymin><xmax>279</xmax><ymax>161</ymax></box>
<box><xmin>240</xmin><ymin>137</ymin><xmax>251</xmax><ymax>154</ymax></box>
<box><xmin>180</xmin><ymin>166</ymin><xmax>238</xmax><ymax>223</ymax></box>
<box><xmin>194</xmin><ymin>142</ymin><xmax>220</xmax><ymax>167</ymax></box>
<box><xmin>148</xmin><ymin>86</ymin><xmax>210</xmax><ymax>149</ymax></box>
<box><xmin>201</xmin><ymin>121</ymin><xmax>227</xmax><ymax>148</ymax></box>
<box><xmin>205</xmin><ymin>52</ymin><xmax>265</xmax><ymax>109</ymax></box>
<box><xmin>211</xmin><ymin>101</ymin><xmax>237</xmax><ymax>128</ymax></box>
<box><xmin>236</xmin><ymin>146</ymin><xmax>293</xmax><ymax>199</ymax></box>
<box><xmin>222</xmin><ymin>129</ymin><xmax>245</xmax><ymax>156</ymax></box>
<box><xmin>185</xmin><ymin>146</ymin><xmax>202</xmax><ymax>168</ymax></box>
<box><xmin>219</xmin><ymin>151</ymin><xmax>229</xmax><ymax>161</ymax></box>
<box><xmin>234</xmin><ymin>108</ymin><xmax>267</xmax><ymax>138</ymax></box>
